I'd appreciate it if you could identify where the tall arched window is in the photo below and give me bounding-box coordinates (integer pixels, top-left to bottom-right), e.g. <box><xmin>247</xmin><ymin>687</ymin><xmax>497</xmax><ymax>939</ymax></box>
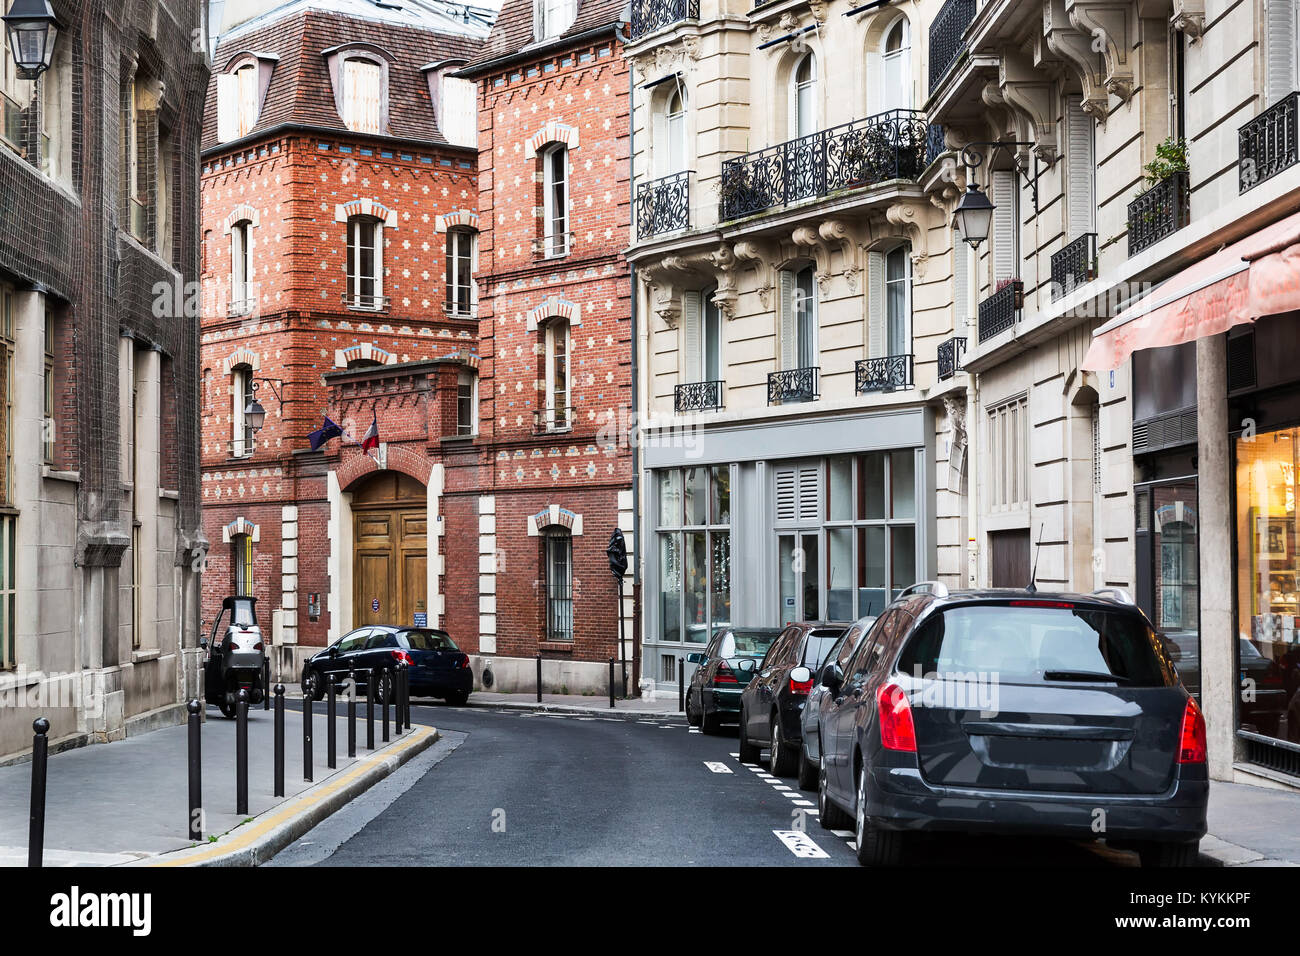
<box><xmin>541</xmin><ymin>144</ymin><xmax>570</xmax><ymax>258</ymax></box>
<box><xmin>543</xmin><ymin>528</ymin><xmax>573</xmax><ymax>642</ymax></box>
<box><xmin>885</xmin><ymin>245</ymin><xmax>912</xmax><ymax>356</ymax></box>
<box><xmin>230</xmin><ymin>219</ymin><xmax>253</xmax><ymax>315</ymax></box>
<box><xmin>881</xmin><ymin>18</ymin><xmax>912</xmax><ymax>112</ymax></box>
<box><xmin>793</xmin><ymin>265</ymin><xmax>817</xmax><ymax>367</ymax></box>
<box><xmin>445</xmin><ymin>227</ymin><xmax>475</xmax><ymax>317</ymax></box>
<box><xmin>544</xmin><ymin>319</ymin><xmax>571</xmax><ymax>431</ymax></box>
<box><xmin>232</xmin><ymin>533</ymin><xmax>254</xmax><ymax>596</ymax></box>
<box><xmin>791</xmin><ymin>52</ymin><xmax>817</xmax><ymax>139</ymax></box>
<box><xmin>346</xmin><ymin>215</ymin><xmax>384</xmax><ymax>309</ymax></box>
<box><xmin>231</xmin><ymin>363</ymin><xmax>254</xmax><ymax>457</ymax></box>
<box><xmin>665</xmin><ymin>88</ymin><xmax>687</xmax><ymax>174</ymax></box>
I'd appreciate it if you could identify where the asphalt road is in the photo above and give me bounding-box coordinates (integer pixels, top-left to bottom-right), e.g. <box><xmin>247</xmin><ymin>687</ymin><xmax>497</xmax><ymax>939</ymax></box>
<box><xmin>268</xmin><ymin>702</ymin><xmax>1142</xmax><ymax>867</ymax></box>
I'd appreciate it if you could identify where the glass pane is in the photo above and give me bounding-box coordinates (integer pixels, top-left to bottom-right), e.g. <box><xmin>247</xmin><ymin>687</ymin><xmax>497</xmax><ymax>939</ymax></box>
<box><xmin>827</xmin><ymin>528</ymin><xmax>853</xmax><ymax>621</ymax></box>
<box><xmin>858</xmin><ymin>526</ymin><xmax>887</xmax><ymax>618</ymax></box>
<box><xmin>658</xmin><ymin>533</ymin><xmax>680</xmax><ymax>643</ymax></box>
<box><xmin>858</xmin><ymin>451</ymin><xmax>885</xmax><ymax>519</ymax></box>
<box><xmin>658</xmin><ymin>471</ymin><xmax>682</xmax><ymax>527</ymax></box>
<box><xmin>710</xmin><ymin>531</ymin><xmax>731</xmax><ymax>630</ymax></box>
<box><xmin>890</xmin><ymin>450</ymin><xmax>915</xmax><ymax>518</ymax></box>
<box><xmin>684</xmin><ymin>466</ymin><xmax>708</xmax><ymax>526</ymax></box>
<box><xmin>711</xmin><ymin>465</ymin><xmax>730</xmax><ymax>525</ymax></box>
<box><xmin>704</xmin><ymin>298</ymin><xmax>721</xmax><ymax>381</ymax></box>
<box><xmin>827</xmin><ymin>455</ymin><xmax>853</xmax><ymax>521</ymax></box>
<box><xmin>890</xmin><ymin>525</ymin><xmax>916</xmax><ymax>598</ymax></box>
<box><xmin>801</xmin><ymin>533</ymin><xmax>820</xmax><ymax>620</ymax></box>
<box><xmin>779</xmin><ymin>536</ymin><xmax>798</xmax><ymax>626</ymax></box>
<box><xmin>684</xmin><ymin>532</ymin><xmax>708</xmax><ymax>643</ymax></box>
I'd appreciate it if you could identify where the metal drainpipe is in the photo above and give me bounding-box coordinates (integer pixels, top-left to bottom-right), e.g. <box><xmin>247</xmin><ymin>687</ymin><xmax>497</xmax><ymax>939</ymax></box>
<box><xmin>615</xmin><ymin>20</ymin><xmax>642</xmax><ymax>693</ymax></box>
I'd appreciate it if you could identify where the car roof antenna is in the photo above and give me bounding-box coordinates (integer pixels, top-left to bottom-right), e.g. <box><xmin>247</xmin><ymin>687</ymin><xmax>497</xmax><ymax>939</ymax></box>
<box><xmin>1026</xmin><ymin>524</ymin><xmax>1044</xmax><ymax>594</ymax></box>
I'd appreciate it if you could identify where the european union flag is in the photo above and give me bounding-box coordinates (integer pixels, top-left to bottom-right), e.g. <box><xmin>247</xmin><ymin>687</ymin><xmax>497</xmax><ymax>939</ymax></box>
<box><xmin>307</xmin><ymin>416</ymin><xmax>344</xmax><ymax>451</ymax></box>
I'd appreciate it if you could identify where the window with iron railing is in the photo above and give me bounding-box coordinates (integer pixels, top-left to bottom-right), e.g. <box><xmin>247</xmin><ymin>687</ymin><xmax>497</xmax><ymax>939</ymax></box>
<box><xmin>928</xmin><ymin>0</ymin><xmax>977</xmax><ymax>94</ymax></box>
<box><xmin>1239</xmin><ymin>91</ymin><xmax>1299</xmax><ymax>193</ymax></box>
<box><xmin>629</xmin><ymin>0</ymin><xmax>699</xmax><ymax>40</ymax></box>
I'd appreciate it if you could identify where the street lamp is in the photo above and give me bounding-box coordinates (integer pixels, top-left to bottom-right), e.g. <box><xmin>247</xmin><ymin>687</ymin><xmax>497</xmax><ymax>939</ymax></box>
<box><xmin>3</xmin><ymin>0</ymin><xmax>59</xmax><ymax>80</ymax></box>
<box><xmin>952</xmin><ymin>182</ymin><xmax>995</xmax><ymax>250</ymax></box>
<box><xmin>243</xmin><ymin>378</ymin><xmax>282</xmax><ymax>434</ymax></box>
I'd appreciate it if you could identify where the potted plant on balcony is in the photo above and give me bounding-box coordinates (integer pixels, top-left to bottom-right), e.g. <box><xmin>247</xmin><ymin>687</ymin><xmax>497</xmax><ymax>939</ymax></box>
<box><xmin>719</xmin><ymin>163</ymin><xmax>755</xmax><ymax>218</ymax></box>
<box><xmin>995</xmin><ymin>276</ymin><xmax>1025</xmax><ymax>309</ymax></box>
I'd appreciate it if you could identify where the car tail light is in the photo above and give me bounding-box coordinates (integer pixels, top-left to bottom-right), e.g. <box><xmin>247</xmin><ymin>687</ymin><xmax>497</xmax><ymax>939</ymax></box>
<box><xmin>714</xmin><ymin>661</ymin><xmax>737</xmax><ymax>685</ymax></box>
<box><xmin>391</xmin><ymin>649</ymin><xmax>414</xmax><ymax>665</ymax></box>
<box><xmin>1009</xmin><ymin>600</ymin><xmax>1075</xmax><ymax>609</ymax></box>
<box><xmin>877</xmin><ymin>683</ymin><xmax>917</xmax><ymax>753</ymax></box>
<box><xmin>1178</xmin><ymin>697</ymin><xmax>1207</xmax><ymax>764</ymax></box>
<box><xmin>253</xmin><ymin>642</ymin><xmax>263</xmax><ymax>651</ymax></box>
<box><xmin>789</xmin><ymin>674</ymin><xmax>814</xmax><ymax>695</ymax></box>
<box><xmin>457</xmin><ymin>654</ymin><xmax>470</xmax><ymax>669</ymax></box>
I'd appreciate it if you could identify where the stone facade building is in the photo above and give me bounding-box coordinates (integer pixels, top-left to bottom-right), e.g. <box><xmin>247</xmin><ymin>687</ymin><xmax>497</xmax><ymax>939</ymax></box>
<box><xmin>0</xmin><ymin>0</ymin><xmax>208</xmax><ymax>759</ymax></box>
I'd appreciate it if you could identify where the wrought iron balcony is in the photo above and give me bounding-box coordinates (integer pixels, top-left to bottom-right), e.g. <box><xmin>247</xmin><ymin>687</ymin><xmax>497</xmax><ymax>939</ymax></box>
<box><xmin>674</xmin><ymin>380</ymin><xmax>724</xmax><ymax>413</ymax></box>
<box><xmin>719</xmin><ymin>110</ymin><xmax>929</xmax><ymax>221</ymax></box>
<box><xmin>636</xmin><ymin>171</ymin><xmax>691</xmax><ymax>240</ymax></box>
<box><xmin>929</xmin><ymin>0</ymin><xmax>976</xmax><ymax>94</ymax></box>
<box><xmin>855</xmin><ymin>354</ymin><xmax>913</xmax><ymax>394</ymax></box>
<box><xmin>1239</xmin><ymin>91</ymin><xmax>1298</xmax><ymax>193</ymax></box>
<box><xmin>1050</xmin><ymin>233</ymin><xmax>1097</xmax><ymax>299</ymax></box>
<box><xmin>978</xmin><ymin>280</ymin><xmax>1022</xmax><ymax>342</ymax></box>
<box><xmin>1127</xmin><ymin>171</ymin><xmax>1189</xmax><ymax>257</ymax></box>
<box><xmin>629</xmin><ymin>0</ymin><xmax>699</xmax><ymax>40</ymax></box>
<box><xmin>925</xmin><ymin>123</ymin><xmax>946</xmax><ymax>166</ymax></box>
<box><xmin>767</xmin><ymin>367</ymin><xmax>819</xmax><ymax>406</ymax></box>
<box><xmin>937</xmin><ymin>336</ymin><xmax>967</xmax><ymax>380</ymax></box>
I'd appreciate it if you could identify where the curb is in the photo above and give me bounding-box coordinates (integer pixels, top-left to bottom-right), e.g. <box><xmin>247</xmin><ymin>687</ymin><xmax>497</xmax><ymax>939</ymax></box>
<box><xmin>132</xmin><ymin>725</ymin><xmax>438</xmax><ymax>867</ymax></box>
<box><xmin>468</xmin><ymin>699</ymin><xmax>686</xmax><ymax>720</ymax></box>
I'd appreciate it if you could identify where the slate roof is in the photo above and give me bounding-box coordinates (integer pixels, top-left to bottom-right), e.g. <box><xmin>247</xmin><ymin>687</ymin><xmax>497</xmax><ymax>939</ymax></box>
<box><xmin>458</xmin><ymin>0</ymin><xmax>627</xmax><ymax>75</ymax></box>
<box><xmin>202</xmin><ymin>6</ymin><xmax>489</xmax><ymax>152</ymax></box>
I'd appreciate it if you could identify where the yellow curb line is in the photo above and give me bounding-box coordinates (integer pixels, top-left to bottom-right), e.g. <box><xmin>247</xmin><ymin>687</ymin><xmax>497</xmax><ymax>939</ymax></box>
<box><xmin>150</xmin><ymin>726</ymin><xmax>435</xmax><ymax>866</ymax></box>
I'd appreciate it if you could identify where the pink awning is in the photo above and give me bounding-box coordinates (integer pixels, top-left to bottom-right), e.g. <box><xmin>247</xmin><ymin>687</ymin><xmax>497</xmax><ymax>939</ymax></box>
<box><xmin>1082</xmin><ymin>208</ymin><xmax>1300</xmax><ymax>371</ymax></box>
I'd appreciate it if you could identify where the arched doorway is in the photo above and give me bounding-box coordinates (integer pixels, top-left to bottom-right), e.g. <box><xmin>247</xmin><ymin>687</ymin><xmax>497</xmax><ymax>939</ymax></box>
<box><xmin>351</xmin><ymin>470</ymin><xmax>428</xmax><ymax>629</ymax></box>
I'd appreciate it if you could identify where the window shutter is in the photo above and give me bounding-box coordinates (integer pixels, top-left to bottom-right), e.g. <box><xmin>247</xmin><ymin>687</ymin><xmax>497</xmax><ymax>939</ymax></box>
<box><xmin>797</xmin><ymin>466</ymin><xmax>820</xmax><ymax>521</ymax></box>
<box><xmin>230</xmin><ymin>226</ymin><xmax>243</xmax><ymax>306</ymax></box>
<box><xmin>683</xmin><ymin>291</ymin><xmax>702</xmax><ymax>383</ymax></box>
<box><xmin>991</xmin><ymin>170</ymin><xmax>1018</xmax><ymax>281</ymax></box>
<box><xmin>1266</xmin><ymin>0</ymin><xmax>1298</xmax><ymax>105</ymax></box>
<box><xmin>778</xmin><ymin>270</ymin><xmax>796</xmax><ymax>369</ymax></box>
<box><xmin>952</xmin><ymin>241</ymin><xmax>969</xmax><ymax>329</ymax></box>
<box><xmin>1064</xmin><ymin>95</ymin><xmax>1095</xmax><ymax>238</ymax></box>
<box><xmin>533</xmin><ymin>0</ymin><xmax>544</xmax><ymax>39</ymax></box>
<box><xmin>237</xmin><ymin>66</ymin><xmax>259</xmax><ymax>136</ymax></box>
<box><xmin>866</xmin><ymin>251</ymin><xmax>885</xmax><ymax>358</ymax></box>
<box><xmin>775</xmin><ymin>468</ymin><xmax>797</xmax><ymax>522</ymax></box>
<box><xmin>345</xmin><ymin>59</ymin><xmax>383</xmax><ymax>134</ymax></box>
<box><xmin>441</xmin><ymin>76</ymin><xmax>477</xmax><ymax>148</ymax></box>
<box><xmin>217</xmin><ymin>73</ymin><xmax>239</xmax><ymax>143</ymax></box>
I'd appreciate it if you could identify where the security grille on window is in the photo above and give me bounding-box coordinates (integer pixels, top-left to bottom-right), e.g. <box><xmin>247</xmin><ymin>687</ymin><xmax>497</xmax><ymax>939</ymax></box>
<box><xmin>346</xmin><ymin>216</ymin><xmax>384</xmax><ymax>309</ymax></box>
<box><xmin>446</xmin><ymin>228</ymin><xmax>474</xmax><ymax>316</ymax></box>
<box><xmin>544</xmin><ymin>320</ymin><xmax>570</xmax><ymax>431</ymax></box>
<box><xmin>656</xmin><ymin>467</ymin><xmax>732</xmax><ymax>645</ymax></box>
<box><xmin>543</xmin><ymin>530</ymin><xmax>573</xmax><ymax>642</ymax></box>
<box><xmin>232</xmin><ymin>533</ymin><xmax>254</xmax><ymax>596</ymax></box>
<box><xmin>230</xmin><ymin>219</ymin><xmax>252</xmax><ymax>314</ymax></box>
<box><xmin>988</xmin><ymin>395</ymin><xmax>1030</xmax><ymax>510</ymax></box>
<box><xmin>542</xmin><ymin>145</ymin><xmax>569</xmax><ymax>257</ymax></box>
<box><xmin>342</xmin><ymin>57</ymin><xmax>384</xmax><ymax>134</ymax></box>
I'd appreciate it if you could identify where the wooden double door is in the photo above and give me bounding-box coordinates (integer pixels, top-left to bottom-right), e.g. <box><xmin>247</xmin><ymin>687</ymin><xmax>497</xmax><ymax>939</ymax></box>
<box><xmin>352</xmin><ymin>472</ymin><xmax>428</xmax><ymax>630</ymax></box>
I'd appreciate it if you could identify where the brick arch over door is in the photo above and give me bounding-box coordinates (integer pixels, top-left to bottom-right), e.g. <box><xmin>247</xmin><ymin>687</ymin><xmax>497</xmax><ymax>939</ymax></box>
<box><xmin>336</xmin><ymin>446</ymin><xmax>434</xmax><ymax>492</ymax></box>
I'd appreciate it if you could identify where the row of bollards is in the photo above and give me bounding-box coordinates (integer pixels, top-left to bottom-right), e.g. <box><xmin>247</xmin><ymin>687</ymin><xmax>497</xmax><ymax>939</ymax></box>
<box><xmin>184</xmin><ymin>661</ymin><xmax>414</xmax><ymax>845</ymax></box>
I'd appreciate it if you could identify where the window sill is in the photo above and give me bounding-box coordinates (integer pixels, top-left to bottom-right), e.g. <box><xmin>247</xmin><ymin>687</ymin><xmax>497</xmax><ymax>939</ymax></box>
<box><xmin>131</xmin><ymin>648</ymin><xmax>162</xmax><ymax>664</ymax></box>
<box><xmin>538</xmin><ymin>642</ymin><xmax>574</xmax><ymax>653</ymax></box>
<box><xmin>42</xmin><ymin>467</ymin><xmax>79</xmax><ymax>484</ymax></box>
<box><xmin>159</xmin><ymin>489</ymin><xmax>180</xmax><ymax>500</ymax></box>
<box><xmin>441</xmin><ymin>433</ymin><xmax>476</xmax><ymax>444</ymax></box>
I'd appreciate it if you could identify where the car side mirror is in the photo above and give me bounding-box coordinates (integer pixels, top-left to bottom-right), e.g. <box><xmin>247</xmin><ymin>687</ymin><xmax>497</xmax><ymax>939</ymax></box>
<box><xmin>686</xmin><ymin>653</ymin><xmax>704</xmax><ymax>665</ymax></box>
<box><xmin>737</xmin><ymin>658</ymin><xmax>756</xmax><ymax>674</ymax></box>
<box><xmin>328</xmin><ymin>646</ymin><xmax>339</xmax><ymax>659</ymax></box>
<box><xmin>790</xmin><ymin>666</ymin><xmax>812</xmax><ymax>684</ymax></box>
<box><xmin>821</xmin><ymin>663</ymin><xmax>843</xmax><ymax>693</ymax></box>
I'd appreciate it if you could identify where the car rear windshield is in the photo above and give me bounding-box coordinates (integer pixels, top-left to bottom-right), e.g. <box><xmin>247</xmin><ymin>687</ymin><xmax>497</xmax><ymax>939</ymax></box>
<box><xmin>897</xmin><ymin>604</ymin><xmax>1170</xmax><ymax>687</ymax></box>
<box><xmin>802</xmin><ymin>632</ymin><xmax>842</xmax><ymax>668</ymax></box>
<box><xmin>720</xmin><ymin>628</ymin><xmax>782</xmax><ymax>659</ymax></box>
<box><xmin>400</xmin><ymin>629</ymin><xmax>458</xmax><ymax>652</ymax></box>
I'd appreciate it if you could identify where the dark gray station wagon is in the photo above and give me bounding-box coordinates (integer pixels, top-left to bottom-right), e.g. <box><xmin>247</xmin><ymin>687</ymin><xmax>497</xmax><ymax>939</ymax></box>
<box><xmin>816</xmin><ymin>584</ymin><xmax>1209</xmax><ymax>867</ymax></box>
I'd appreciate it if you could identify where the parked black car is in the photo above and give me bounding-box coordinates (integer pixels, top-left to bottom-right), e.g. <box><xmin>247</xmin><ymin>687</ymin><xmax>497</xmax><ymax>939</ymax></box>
<box><xmin>739</xmin><ymin>621</ymin><xmax>847</xmax><ymax>775</ymax></box>
<box><xmin>816</xmin><ymin>584</ymin><xmax>1209</xmax><ymax>867</ymax></box>
<box><xmin>685</xmin><ymin>627</ymin><xmax>783</xmax><ymax>734</ymax></box>
<box><xmin>798</xmin><ymin>614</ymin><xmax>876</xmax><ymax>789</ymax></box>
<box><xmin>301</xmin><ymin>626</ymin><xmax>472</xmax><ymax>705</ymax></box>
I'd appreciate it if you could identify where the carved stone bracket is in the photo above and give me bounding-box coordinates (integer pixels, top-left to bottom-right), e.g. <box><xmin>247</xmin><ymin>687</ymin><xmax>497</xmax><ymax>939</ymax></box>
<box><xmin>818</xmin><ymin>219</ymin><xmax>863</xmax><ymax>292</ymax></box>
<box><xmin>1000</xmin><ymin>48</ymin><xmax>1058</xmax><ymax>162</ymax></box>
<box><xmin>1043</xmin><ymin>0</ymin><xmax>1110</xmax><ymax>120</ymax></box>
<box><xmin>732</xmin><ymin>239</ymin><xmax>777</xmax><ymax>310</ymax></box>
<box><xmin>1170</xmin><ymin>0</ymin><xmax>1204</xmax><ymax>40</ymax></box>
<box><xmin>791</xmin><ymin>225</ymin><xmax>835</xmax><ymax>298</ymax></box>
<box><xmin>885</xmin><ymin>203</ymin><xmax>931</xmax><ymax>278</ymax></box>
<box><xmin>1066</xmin><ymin>0</ymin><xmax>1134</xmax><ymax>101</ymax></box>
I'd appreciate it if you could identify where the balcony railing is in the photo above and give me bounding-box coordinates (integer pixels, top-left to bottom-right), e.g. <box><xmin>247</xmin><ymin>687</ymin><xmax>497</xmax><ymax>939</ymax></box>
<box><xmin>925</xmin><ymin>123</ymin><xmax>946</xmax><ymax>166</ymax></box>
<box><xmin>937</xmin><ymin>336</ymin><xmax>967</xmax><ymax>380</ymax></box>
<box><xmin>929</xmin><ymin>0</ymin><xmax>977</xmax><ymax>94</ymax></box>
<box><xmin>636</xmin><ymin>171</ymin><xmax>691</xmax><ymax>239</ymax></box>
<box><xmin>855</xmin><ymin>354</ymin><xmax>913</xmax><ymax>393</ymax></box>
<box><xmin>532</xmin><ymin>232</ymin><xmax>575</xmax><ymax>259</ymax></box>
<box><xmin>767</xmin><ymin>367</ymin><xmax>819</xmax><ymax>406</ymax></box>
<box><xmin>1050</xmin><ymin>233</ymin><xmax>1097</xmax><ymax>299</ymax></box>
<box><xmin>978</xmin><ymin>280</ymin><xmax>1022</xmax><ymax>342</ymax></box>
<box><xmin>534</xmin><ymin>407</ymin><xmax>575</xmax><ymax>434</ymax></box>
<box><xmin>674</xmin><ymin>380</ymin><xmax>724</xmax><ymax>413</ymax></box>
<box><xmin>444</xmin><ymin>301</ymin><xmax>476</xmax><ymax>319</ymax></box>
<box><xmin>629</xmin><ymin>0</ymin><xmax>699</xmax><ymax>40</ymax></box>
<box><xmin>1127</xmin><ymin>171</ymin><xmax>1189</xmax><ymax>257</ymax></box>
<box><xmin>343</xmin><ymin>292</ymin><xmax>390</xmax><ymax>311</ymax></box>
<box><xmin>719</xmin><ymin>110</ymin><xmax>929</xmax><ymax>221</ymax></box>
<box><xmin>1239</xmin><ymin>91</ymin><xmax>1299</xmax><ymax>193</ymax></box>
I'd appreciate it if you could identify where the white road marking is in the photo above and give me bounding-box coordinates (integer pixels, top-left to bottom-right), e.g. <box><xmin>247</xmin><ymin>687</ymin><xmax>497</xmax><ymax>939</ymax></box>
<box><xmin>729</xmin><ymin>752</ymin><xmax>740</xmax><ymax>758</ymax></box>
<box><xmin>704</xmin><ymin>761</ymin><xmax>734</xmax><ymax>774</ymax></box>
<box><xmin>792</xmin><ymin>799</ymin><xmax>815</xmax><ymax>807</ymax></box>
<box><xmin>772</xmin><ymin>784</ymin><xmax>792</xmax><ymax>791</ymax></box>
<box><xmin>831</xmin><ymin>829</ymin><xmax>854</xmax><ymax>839</ymax></box>
<box><xmin>688</xmin><ymin>728</ymin><xmax>701</xmax><ymax>734</ymax></box>
<box><xmin>773</xmin><ymin>829</ymin><xmax>830</xmax><ymax>859</ymax></box>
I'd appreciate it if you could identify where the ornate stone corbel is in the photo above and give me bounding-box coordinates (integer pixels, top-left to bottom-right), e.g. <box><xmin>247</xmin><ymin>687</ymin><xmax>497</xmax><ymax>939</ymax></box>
<box><xmin>885</xmin><ymin>203</ymin><xmax>931</xmax><ymax>278</ymax></box>
<box><xmin>1170</xmin><ymin>0</ymin><xmax>1204</xmax><ymax>40</ymax></box>
<box><xmin>681</xmin><ymin>35</ymin><xmax>701</xmax><ymax>60</ymax></box>
<box><xmin>1043</xmin><ymin>0</ymin><xmax>1110</xmax><ymax>120</ymax></box>
<box><xmin>1066</xmin><ymin>0</ymin><xmax>1134</xmax><ymax>102</ymax></box>
<box><xmin>807</xmin><ymin>0</ymin><xmax>829</xmax><ymax>24</ymax></box>
<box><xmin>651</xmin><ymin>283</ymin><xmax>681</xmax><ymax>329</ymax></box>
<box><xmin>980</xmin><ymin>81</ymin><xmax>1017</xmax><ymax>141</ymax></box>
<box><xmin>708</xmin><ymin>244</ymin><xmax>740</xmax><ymax>319</ymax></box>
<box><xmin>791</xmin><ymin>225</ymin><xmax>834</xmax><ymax>298</ymax></box>
<box><xmin>1000</xmin><ymin>48</ymin><xmax>1058</xmax><ymax>162</ymax></box>
<box><xmin>732</xmin><ymin>240</ymin><xmax>777</xmax><ymax>310</ymax></box>
<box><xmin>819</xmin><ymin>219</ymin><xmax>862</xmax><ymax>292</ymax></box>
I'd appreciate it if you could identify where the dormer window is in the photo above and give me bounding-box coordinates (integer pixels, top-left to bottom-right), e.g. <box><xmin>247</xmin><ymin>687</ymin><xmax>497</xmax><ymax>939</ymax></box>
<box><xmin>535</xmin><ymin>0</ymin><xmax>578</xmax><ymax>41</ymax></box>
<box><xmin>217</xmin><ymin>55</ymin><xmax>274</xmax><ymax>144</ymax></box>
<box><xmin>342</xmin><ymin>56</ymin><xmax>384</xmax><ymax>134</ymax></box>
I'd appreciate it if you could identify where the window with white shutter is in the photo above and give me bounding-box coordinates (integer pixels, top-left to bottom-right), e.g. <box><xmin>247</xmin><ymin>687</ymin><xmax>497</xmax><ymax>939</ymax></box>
<box><xmin>440</xmin><ymin>75</ymin><xmax>477</xmax><ymax>148</ymax></box>
<box><xmin>537</xmin><ymin>0</ymin><xmax>577</xmax><ymax>39</ymax></box>
<box><xmin>216</xmin><ymin>72</ymin><xmax>239</xmax><ymax>143</ymax></box>
<box><xmin>1064</xmin><ymin>94</ymin><xmax>1095</xmax><ymax>238</ymax></box>
<box><xmin>952</xmin><ymin>239</ymin><xmax>970</xmax><ymax>329</ymax></box>
<box><xmin>683</xmin><ymin>290</ymin><xmax>702</xmax><ymax>383</ymax></box>
<box><xmin>1266</xmin><ymin>0</ymin><xmax>1299</xmax><ymax>106</ymax></box>
<box><xmin>991</xmin><ymin>169</ymin><xmax>1019</xmax><ymax>281</ymax></box>
<box><xmin>343</xmin><ymin>58</ymin><xmax>384</xmax><ymax>134</ymax></box>
<box><xmin>778</xmin><ymin>269</ymin><xmax>796</xmax><ymax>370</ymax></box>
<box><xmin>865</xmin><ymin>251</ymin><xmax>885</xmax><ymax>358</ymax></box>
<box><xmin>797</xmin><ymin>466</ymin><xmax>821</xmax><ymax>521</ymax></box>
<box><xmin>236</xmin><ymin>63</ymin><xmax>258</xmax><ymax>137</ymax></box>
<box><xmin>775</xmin><ymin>468</ymin><xmax>798</xmax><ymax>522</ymax></box>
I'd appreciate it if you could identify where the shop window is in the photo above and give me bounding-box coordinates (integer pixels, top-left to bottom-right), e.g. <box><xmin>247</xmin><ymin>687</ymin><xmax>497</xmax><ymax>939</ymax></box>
<box><xmin>346</xmin><ymin>215</ymin><xmax>384</xmax><ymax>310</ymax></box>
<box><xmin>543</xmin><ymin>530</ymin><xmax>573</xmax><ymax>642</ymax></box>
<box><xmin>656</xmin><ymin>467</ymin><xmax>732</xmax><ymax>644</ymax></box>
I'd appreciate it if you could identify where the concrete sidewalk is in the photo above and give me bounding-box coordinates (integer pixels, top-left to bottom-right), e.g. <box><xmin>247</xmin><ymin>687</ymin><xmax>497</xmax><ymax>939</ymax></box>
<box><xmin>1203</xmin><ymin>780</ymin><xmax>1300</xmax><ymax>866</ymax></box>
<box><xmin>0</xmin><ymin>703</ymin><xmax>434</xmax><ymax>866</ymax></box>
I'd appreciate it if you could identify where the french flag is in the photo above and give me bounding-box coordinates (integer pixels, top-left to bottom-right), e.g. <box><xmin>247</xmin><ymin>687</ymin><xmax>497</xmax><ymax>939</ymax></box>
<box><xmin>360</xmin><ymin>411</ymin><xmax>380</xmax><ymax>453</ymax></box>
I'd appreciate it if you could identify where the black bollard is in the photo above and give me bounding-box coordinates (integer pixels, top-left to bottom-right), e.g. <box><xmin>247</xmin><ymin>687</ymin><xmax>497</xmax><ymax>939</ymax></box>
<box><xmin>263</xmin><ymin>659</ymin><xmax>271</xmax><ymax>711</ymax></box>
<box><xmin>381</xmin><ymin>668</ymin><xmax>390</xmax><ymax>743</ymax></box>
<box><xmin>187</xmin><ymin>700</ymin><xmax>202</xmax><ymax>841</ymax></box>
<box><xmin>402</xmin><ymin>662</ymin><xmax>411</xmax><ymax>731</ymax></box>
<box><xmin>28</xmin><ymin>717</ymin><xmax>49</xmax><ymax>868</ymax></box>
<box><xmin>397</xmin><ymin>662</ymin><xmax>407</xmax><ymax>733</ymax></box>
<box><xmin>366</xmin><ymin>669</ymin><xmax>375</xmax><ymax>750</ymax></box>
<box><xmin>236</xmin><ymin>689</ymin><xmax>249</xmax><ymax>815</ymax></box>
<box><xmin>536</xmin><ymin>652</ymin><xmax>542</xmax><ymax>703</ymax></box>
<box><xmin>609</xmin><ymin>657</ymin><xmax>615</xmax><ymax>709</ymax></box>
<box><xmin>327</xmin><ymin>676</ymin><xmax>337</xmax><ymax>769</ymax></box>
<box><xmin>273</xmin><ymin>684</ymin><xmax>285</xmax><ymax>798</ymax></box>
<box><xmin>303</xmin><ymin>682</ymin><xmax>314</xmax><ymax>782</ymax></box>
<box><xmin>347</xmin><ymin>664</ymin><xmax>357</xmax><ymax>759</ymax></box>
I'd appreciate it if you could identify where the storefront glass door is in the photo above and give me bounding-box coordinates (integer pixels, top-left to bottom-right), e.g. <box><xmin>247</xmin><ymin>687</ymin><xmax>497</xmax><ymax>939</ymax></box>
<box><xmin>1135</xmin><ymin>478</ymin><xmax>1200</xmax><ymax>698</ymax></box>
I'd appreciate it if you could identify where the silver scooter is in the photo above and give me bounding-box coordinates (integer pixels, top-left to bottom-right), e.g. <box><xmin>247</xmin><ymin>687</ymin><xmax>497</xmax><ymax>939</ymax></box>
<box><xmin>201</xmin><ymin>595</ymin><xmax>267</xmax><ymax>718</ymax></box>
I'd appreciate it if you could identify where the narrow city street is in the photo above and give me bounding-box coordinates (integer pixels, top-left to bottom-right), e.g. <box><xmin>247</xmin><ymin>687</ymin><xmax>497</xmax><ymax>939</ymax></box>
<box><xmin>268</xmin><ymin>703</ymin><xmax>1141</xmax><ymax>868</ymax></box>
